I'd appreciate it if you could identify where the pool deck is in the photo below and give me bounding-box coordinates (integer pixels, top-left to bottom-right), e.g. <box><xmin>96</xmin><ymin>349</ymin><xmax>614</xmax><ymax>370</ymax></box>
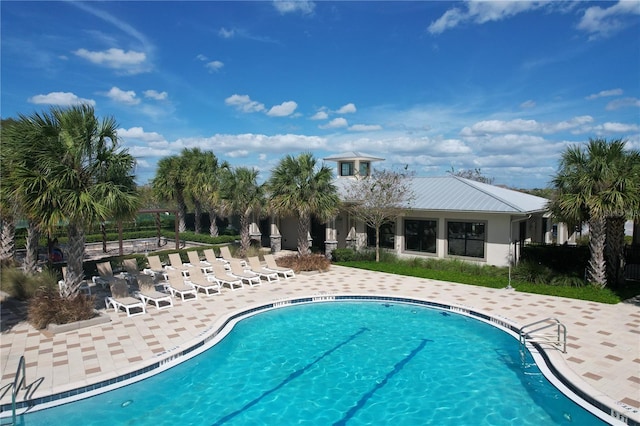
<box><xmin>1</xmin><ymin>265</ymin><xmax>639</xmax><ymax>423</ymax></box>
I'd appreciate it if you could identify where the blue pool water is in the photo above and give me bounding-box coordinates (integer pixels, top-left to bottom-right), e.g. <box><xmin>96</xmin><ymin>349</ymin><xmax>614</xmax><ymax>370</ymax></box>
<box><xmin>18</xmin><ymin>302</ymin><xmax>608</xmax><ymax>425</ymax></box>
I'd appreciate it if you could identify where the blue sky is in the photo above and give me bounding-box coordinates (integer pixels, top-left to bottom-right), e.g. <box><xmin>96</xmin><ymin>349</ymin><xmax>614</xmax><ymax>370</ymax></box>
<box><xmin>2</xmin><ymin>1</ymin><xmax>639</xmax><ymax>189</ymax></box>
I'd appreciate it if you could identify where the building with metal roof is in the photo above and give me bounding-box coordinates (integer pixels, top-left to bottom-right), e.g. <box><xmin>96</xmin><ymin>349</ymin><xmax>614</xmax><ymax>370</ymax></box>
<box><xmin>263</xmin><ymin>153</ymin><xmax>552</xmax><ymax>267</ymax></box>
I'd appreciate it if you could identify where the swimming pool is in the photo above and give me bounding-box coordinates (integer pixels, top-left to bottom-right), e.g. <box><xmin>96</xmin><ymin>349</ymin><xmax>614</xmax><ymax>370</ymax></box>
<box><xmin>14</xmin><ymin>301</ymin><xmax>611</xmax><ymax>425</ymax></box>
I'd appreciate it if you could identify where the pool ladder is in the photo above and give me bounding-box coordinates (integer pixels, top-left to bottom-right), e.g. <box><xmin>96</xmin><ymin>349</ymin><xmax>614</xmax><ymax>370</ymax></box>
<box><xmin>519</xmin><ymin>318</ymin><xmax>567</xmax><ymax>354</ymax></box>
<box><xmin>1</xmin><ymin>355</ymin><xmax>27</xmax><ymax>426</ymax></box>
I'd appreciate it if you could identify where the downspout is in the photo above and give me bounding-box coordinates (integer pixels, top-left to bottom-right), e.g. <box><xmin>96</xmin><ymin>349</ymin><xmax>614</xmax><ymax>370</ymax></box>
<box><xmin>508</xmin><ymin>214</ymin><xmax>531</xmax><ymax>289</ymax></box>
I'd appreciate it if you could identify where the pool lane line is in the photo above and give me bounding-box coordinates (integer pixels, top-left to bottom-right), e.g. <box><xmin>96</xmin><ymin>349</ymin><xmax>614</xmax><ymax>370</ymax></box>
<box><xmin>333</xmin><ymin>338</ymin><xmax>432</xmax><ymax>426</ymax></box>
<box><xmin>211</xmin><ymin>327</ymin><xmax>370</xmax><ymax>426</ymax></box>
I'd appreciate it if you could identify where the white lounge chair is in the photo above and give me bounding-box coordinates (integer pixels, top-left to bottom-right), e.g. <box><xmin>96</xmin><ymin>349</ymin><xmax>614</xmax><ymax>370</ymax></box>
<box><xmin>137</xmin><ymin>274</ymin><xmax>173</xmax><ymax>310</ymax></box>
<box><xmin>105</xmin><ymin>278</ymin><xmax>145</xmax><ymax>317</ymax></box>
<box><xmin>228</xmin><ymin>259</ymin><xmax>261</xmax><ymax>286</ymax></box>
<box><xmin>93</xmin><ymin>261</ymin><xmax>118</xmax><ymax>289</ymax></box>
<box><xmin>247</xmin><ymin>256</ymin><xmax>279</xmax><ymax>282</ymax></box>
<box><xmin>187</xmin><ymin>250</ymin><xmax>213</xmax><ymax>273</ymax></box>
<box><xmin>164</xmin><ymin>268</ymin><xmax>198</xmax><ymax>301</ymax></box>
<box><xmin>168</xmin><ymin>253</ymin><xmax>188</xmax><ymax>269</ymax></box>
<box><xmin>204</xmin><ymin>248</ymin><xmax>230</xmax><ymax>269</ymax></box>
<box><xmin>121</xmin><ymin>258</ymin><xmax>140</xmax><ymax>286</ymax></box>
<box><xmin>186</xmin><ymin>266</ymin><xmax>221</xmax><ymax>296</ymax></box>
<box><xmin>143</xmin><ymin>255</ymin><xmax>167</xmax><ymax>280</ymax></box>
<box><xmin>210</xmin><ymin>262</ymin><xmax>244</xmax><ymax>291</ymax></box>
<box><xmin>219</xmin><ymin>246</ymin><xmax>247</xmax><ymax>267</ymax></box>
<box><xmin>264</xmin><ymin>254</ymin><xmax>295</xmax><ymax>279</ymax></box>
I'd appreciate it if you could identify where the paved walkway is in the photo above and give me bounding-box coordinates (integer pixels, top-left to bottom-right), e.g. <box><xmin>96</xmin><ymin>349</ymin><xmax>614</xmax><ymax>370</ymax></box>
<box><xmin>1</xmin><ymin>265</ymin><xmax>639</xmax><ymax>423</ymax></box>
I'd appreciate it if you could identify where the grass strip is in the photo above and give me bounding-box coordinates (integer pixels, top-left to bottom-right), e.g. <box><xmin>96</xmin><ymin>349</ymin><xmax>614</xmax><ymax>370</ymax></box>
<box><xmin>337</xmin><ymin>261</ymin><xmax>621</xmax><ymax>304</ymax></box>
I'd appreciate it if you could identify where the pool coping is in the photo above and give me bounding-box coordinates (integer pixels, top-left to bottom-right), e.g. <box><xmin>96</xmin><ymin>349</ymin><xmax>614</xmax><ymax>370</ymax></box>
<box><xmin>0</xmin><ymin>293</ymin><xmax>633</xmax><ymax>425</ymax></box>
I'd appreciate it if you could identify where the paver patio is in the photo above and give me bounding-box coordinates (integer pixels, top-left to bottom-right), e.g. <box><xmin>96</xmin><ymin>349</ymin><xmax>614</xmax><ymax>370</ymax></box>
<box><xmin>1</xmin><ymin>265</ymin><xmax>638</xmax><ymax>423</ymax></box>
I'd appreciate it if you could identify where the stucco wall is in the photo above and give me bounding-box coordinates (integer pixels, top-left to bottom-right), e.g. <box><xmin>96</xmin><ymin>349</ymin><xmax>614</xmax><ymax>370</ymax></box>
<box><xmin>334</xmin><ymin>210</ymin><xmax>541</xmax><ymax>267</ymax></box>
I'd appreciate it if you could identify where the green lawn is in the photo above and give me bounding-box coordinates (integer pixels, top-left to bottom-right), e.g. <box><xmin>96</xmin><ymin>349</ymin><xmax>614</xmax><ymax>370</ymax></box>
<box><xmin>336</xmin><ymin>260</ymin><xmax>627</xmax><ymax>304</ymax></box>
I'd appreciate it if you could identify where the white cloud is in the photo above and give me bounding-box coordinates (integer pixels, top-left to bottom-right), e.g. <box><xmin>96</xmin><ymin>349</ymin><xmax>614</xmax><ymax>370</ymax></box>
<box><xmin>548</xmin><ymin>116</ymin><xmax>594</xmax><ymax>133</ymax></box>
<box><xmin>520</xmin><ymin>100</ymin><xmax>536</xmax><ymax>109</ymax></box>
<box><xmin>273</xmin><ymin>0</ymin><xmax>315</xmax><ymax>15</ymax></box>
<box><xmin>598</xmin><ymin>122</ymin><xmax>640</xmax><ymax>133</ymax></box>
<box><xmin>586</xmin><ymin>88</ymin><xmax>623</xmax><ymax>100</ymax></box>
<box><xmin>349</xmin><ymin>124</ymin><xmax>382</xmax><ymax>132</ymax></box>
<box><xmin>428</xmin><ymin>1</ymin><xmax>548</xmax><ymax>34</ymax></box>
<box><xmin>225</xmin><ymin>94</ymin><xmax>265</xmax><ymax>113</ymax></box>
<box><xmin>174</xmin><ymin>133</ymin><xmax>327</xmax><ymax>154</ymax></box>
<box><xmin>143</xmin><ymin>90</ymin><xmax>168</xmax><ymax>101</ymax></box>
<box><xmin>606</xmin><ymin>97</ymin><xmax>640</xmax><ymax>111</ymax></box>
<box><xmin>461</xmin><ymin>118</ymin><xmax>539</xmax><ymax>135</ymax></box>
<box><xmin>320</xmin><ymin>117</ymin><xmax>348</xmax><ymax>129</ymax></box>
<box><xmin>428</xmin><ymin>8</ymin><xmax>465</xmax><ymax>35</ymax></box>
<box><xmin>336</xmin><ymin>103</ymin><xmax>357</xmax><ymax>114</ymax></box>
<box><xmin>117</xmin><ymin>127</ymin><xmax>166</xmax><ymax>143</ymax></box>
<box><xmin>227</xmin><ymin>149</ymin><xmax>250</xmax><ymax>158</ymax></box>
<box><xmin>28</xmin><ymin>91</ymin><xmax>95</xmax><ymax>106</ymax></box>
<box><xmin>106</xmin><ymin>86</ymin><xmax>140</xmax><ymax>105</ymax></box>
<box><xmin>267</xmin><ymin>101</ymin><xmax>298</xmax><ymax>117</ymax></box>
<box><xmin>219</xmin><ymin>27</ymin><xmax>236</xmax><ymax>38</ymax></box>
<box><xmin>460</xmin><ymin>116</ymin><xmax>594</xmax><ymax>136</ymax></box>
<box><xmin>311</xmin><ymin>110</ymin><xmax>329</xmax><ymax>120</ymax></box>
<box><xmin>205</xmin><ymin>60</ymin><xmax>224</xmax><ymax>72</ymax></box>
<box><xmin>577</xmin><ymin>1</ymin><xmax>640</xmax><ymax>39</ymax></box>
<box><xmin>74</xmin><ymin>48</ymin><xmax>148</xmax><ymax>74</ymax></box>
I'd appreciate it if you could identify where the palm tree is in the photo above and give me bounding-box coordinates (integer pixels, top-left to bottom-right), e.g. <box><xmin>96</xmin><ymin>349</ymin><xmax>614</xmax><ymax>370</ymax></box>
<box><xmin>195</xmin><ymin>152</ymin><xmax>229</xmax><ymax>237</ymax></box>
<box><xmin>3</xmin><ymin>117</ymin><xmax>45</xmax><ymax>273</ymax></box>
<box><xmin>550</xmin><ymin>138</ymin><xmax>640</xmax><ymax>288</ymax></box>
<box><xmin>181</xmin><ymin>148</ymin><xmax>229</xmax><ymax>236</ymax></box>
<box><xmin>8</xmin><ymin>105</ymin><xmax>139</xmax><ymax>294</ymax></box>
<box><xmin>0</xmin><ymin>119</ymin><xmax>19</xmax><ymax>265</ymax></box>
<box><xmin>267</xmin><ymin>153</ymin><xmax>340</xmax><ymax>255</ymax></box>
<box><xmin>181</xmin><ymin>148</ymin><xmax>206</xmax><ymax>234</ymax></box>
<box><xmin>220</xmin><ymin>167</ymin><xmax>264</xmax><ymax>256</ymax></box>
<box><xmin>153</xmin><ymin>155</ymin><xmax>187</xmax><ymax>233</ymax></box>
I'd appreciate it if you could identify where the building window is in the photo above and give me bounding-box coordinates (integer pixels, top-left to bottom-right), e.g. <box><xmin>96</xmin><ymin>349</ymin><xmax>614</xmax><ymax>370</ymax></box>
<box><xmin>447</xmin><ymin>221</ymin><xmax>485</xmax><ymax>258</ymax></box>
<box><xmin>404</xmin><ymin>219</ymin><xmax>437</xmax><ymax>253</ymax></box>
<box><xmin>340</xmin><ymin>162</ymin><xmax>354</xmax><ymax>176</ymax></box>
<box><xmin>367</xmin><ymin>222</ymin><xmax>395</xmax><ymax>249</ymax></box>
<box><xmin>359</xmin><ymin>161</ymin><xmax>370</xmax><ymax>176</ymax></box>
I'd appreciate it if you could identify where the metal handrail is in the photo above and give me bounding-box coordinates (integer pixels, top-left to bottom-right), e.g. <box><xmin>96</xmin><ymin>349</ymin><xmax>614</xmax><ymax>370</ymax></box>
<box><xmin>10</xmin><ymin>355</ymin><xmax>26</xmax><ymax>426</ymax></box>
<box><xmin>519</xmin><ymin>317</ymin><xmax>566</xmax><ymax>353</ymax></box>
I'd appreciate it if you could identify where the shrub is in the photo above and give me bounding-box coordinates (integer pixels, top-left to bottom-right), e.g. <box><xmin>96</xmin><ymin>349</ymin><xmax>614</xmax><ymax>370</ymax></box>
<box><xmin>332</xmin><ymin>248</ymin><xmax>355</xmax><ymax>262</ymax></box>
<box><xmin>512</xmin><ymin>260</ymin><xmax>554</xmax><ymax>284</ymax></box>
<box><xmin>28</xmin><ymin>288</ymin><xmax>96</xmax><ymax>329</ymax></box>
<box><xmin>0</xmin><ymin>267</ymin><xmax>58</xmax><ymax>300</ymax></box>
<box><xmin>549</xmin><ymin>274</ymin><xmax>587</xmax><ymax>287</ymax></box>
<box><xmin>277</xmin><ymin>254</ymin><xmax>331</xmax><ymax>272</ymax></box>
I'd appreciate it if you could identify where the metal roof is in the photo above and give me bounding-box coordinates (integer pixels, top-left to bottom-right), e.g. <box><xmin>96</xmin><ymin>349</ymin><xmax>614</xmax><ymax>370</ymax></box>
<box><xmin>335</xmin><ymin>175</ymin><xmax>549</xmax><ymax>214</ymax></box>
<box><xmin>323</xmin><ymin>151</ymin><xmax>385</xmax><ymax>162</ymax></box>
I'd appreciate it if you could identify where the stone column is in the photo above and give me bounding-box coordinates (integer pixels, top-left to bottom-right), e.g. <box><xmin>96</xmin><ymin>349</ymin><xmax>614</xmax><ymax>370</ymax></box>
<box><xmin>270</xmin><ymin>235</ymin><xmax>282</xmax><ymax>253</ymax></box>
<box><xmin>325</xmin><ymin>241</ymin><xmax>338</xmax><ymax>259</ymax></box>
<box><xmin>324</xmin><ymin>217</ymin><xmax>338</xmax><ymax>259</ymax></box>
<box><xmin>346</xmin><ymin>226</ymin><xmax>357</xmax><ymax>250</ymax></box>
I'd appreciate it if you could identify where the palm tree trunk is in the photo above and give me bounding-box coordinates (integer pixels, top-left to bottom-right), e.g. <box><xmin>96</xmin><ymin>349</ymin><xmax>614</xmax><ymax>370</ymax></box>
<box><xmin>605</xmin><ymin>216</ymin><xmax>626</xmax><ymax>287</ymax></box>
<box><xmin>101</xmin><ymin>222</ymin><xmax>107</xmax><ymax>253</ymax></box>
<box><xmin>0</xmin><ymin>217</ymin><xmax>16</xmax><ymax>264</ymax></box>
<box><xmin>177</xmin><ymin>195</ymin><xmax>187</xmax><ymax>233</ymax></box>
<box><xmin>65</xmin><ymin>222</ymin><xmax>86</xmax><ymax>296</ymax></box>
<box><xmin>209</xmin><ymin>211</ymin><xmax>219</xmax><ymax>237</ymax></box>
<box><xmin>587</xmin><ymin>216</ymin><xmax>607</xmax><ymax>288</ymax></box>
<box><xmin>297</xmin><ymin>212</ymin><xmax>311</xmax><ymax>256</ymax></box>
<box><xmin>239</xmin><ymin>214</ymin><xmax>250</xmax><ymax>257</ymax></box>
<box><xmin>23</xmin><ymin>222</ymin><xmax>40</xmax><ymax>274</ymax></box>
<box><xmin>375</xmin><ymin>226</ymin><xmax>380</xmax><ymax>262</ymax></box>
<box><xmin>194</xmin><ymin>200</ymin><xmax>202</xmax><ymax>234</ymax></box>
